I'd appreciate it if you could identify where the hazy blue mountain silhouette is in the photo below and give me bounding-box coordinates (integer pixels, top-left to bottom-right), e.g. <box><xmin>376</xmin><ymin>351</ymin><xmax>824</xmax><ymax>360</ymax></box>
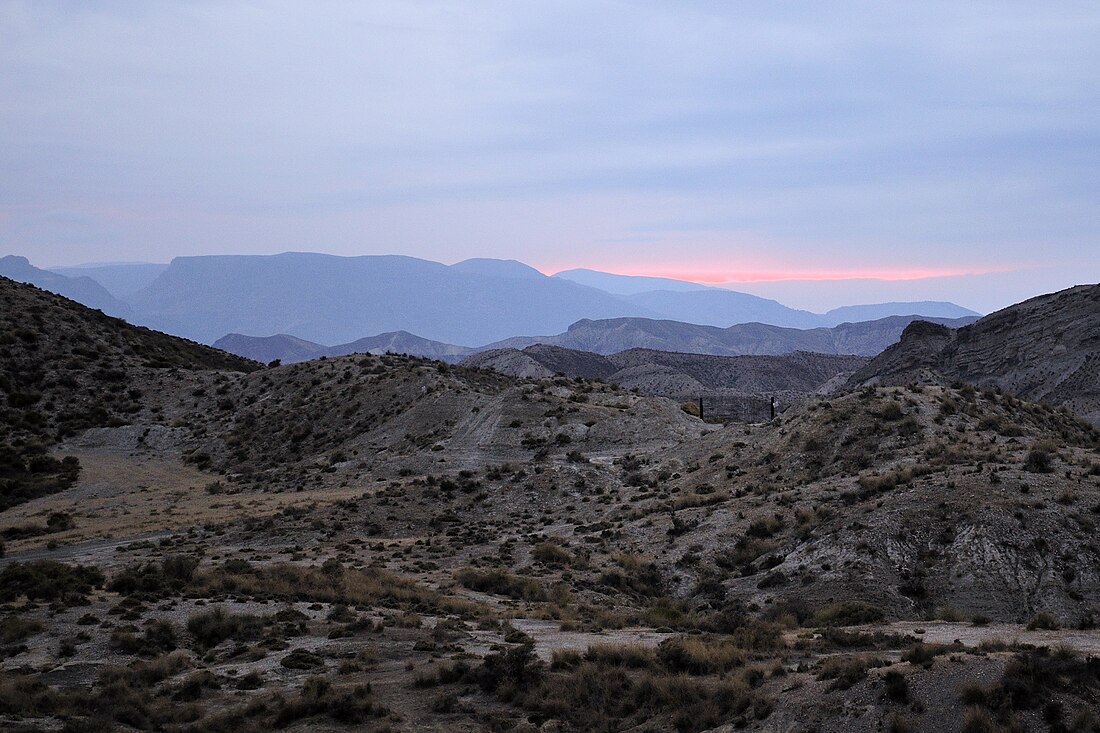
<box><xmin>820</xmin><ymin>301</ymin><xmax>978</xmax><ymax>326</ymax></box>
<box><xmin>214</xmin><ymin>330</ymin><xmax>475</xmax><ymax>364</ymax></box>
<box><xmin>553</xmin><ymin>268</ymin><xmax>713</xmax><ymax>295</ymax></box>
<box><xmin>49</xmin><ymin>262</ymin><xmax>168</xmax><ymax>298</ymax></box>
<box><xmin>482</xmin><ymin>314</ymin><xmax>978</xmax><ymax>356</ymax></box>
<box><xmin>0</xmin><ymin>255</ymin><xmax>131</xmax><ymax>317</ymax></box>
<box><xmin>16</xmin><ymin>252</ymin><xmax>981</xmax><ymax>347</ymax></box>
<box><xmin>127</xmin><ymin>252</ymin><xmax>657</xmax><ymax>345</ymax></box>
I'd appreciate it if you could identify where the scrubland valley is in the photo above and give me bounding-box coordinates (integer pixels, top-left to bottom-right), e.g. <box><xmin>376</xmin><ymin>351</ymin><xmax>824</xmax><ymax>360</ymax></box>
<box><xmin>2</xmin><ymin>276</ymin><xmax>1100</xmax><ymax>732</ymax></box>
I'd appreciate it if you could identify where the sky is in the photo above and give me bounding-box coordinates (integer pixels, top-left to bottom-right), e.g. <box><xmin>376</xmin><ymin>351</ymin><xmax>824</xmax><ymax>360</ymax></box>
<box><xmin>1</xmin><ymin>1</ymin><xmax>1098</xmax><ymax>312</ymax></box>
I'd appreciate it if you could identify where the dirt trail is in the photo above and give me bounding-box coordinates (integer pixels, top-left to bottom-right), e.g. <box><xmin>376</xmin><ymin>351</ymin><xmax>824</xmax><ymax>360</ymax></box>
<box><xmin>855</xmin><ymin>620</ymin><xmax>1100</xmax><ymax>655</ymax></box>
<box><xmin>0</xmin><ymin>450</ymin><xmax>364</xmax><ymax>554</ymax></box>
<box><xmin>500</xmin><ymin>619</ymin><xmax>668</xmax><ymax>661</ymax></box>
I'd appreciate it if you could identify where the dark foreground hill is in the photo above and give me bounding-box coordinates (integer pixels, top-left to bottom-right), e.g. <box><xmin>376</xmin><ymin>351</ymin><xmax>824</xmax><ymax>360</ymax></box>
<box><xmin>851</xmin><ymin>283</ymin><xmax>1100</xmax><ymax>424</ymax></box>
<box><xmin>0</xmin><ymin>276</ymin><xmax>257</xmax><ymax>510</ymax></box>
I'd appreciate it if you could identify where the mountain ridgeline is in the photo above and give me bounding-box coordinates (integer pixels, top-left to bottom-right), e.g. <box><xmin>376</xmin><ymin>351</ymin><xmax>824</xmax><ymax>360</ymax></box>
<box><xmin>3</xmin><ymin>252</ymin><xmax>977</xmax><ymax>349</ymax></box>
<box><xmin>213</xmin><ymin>331</ymin><xmax>477</xmax><ymax>364</ymax></box>
<box><xmin>483</xmin><ymin>314</ymin><xmax>977</xmax><ymax>357</ymax></box>
<box><xmin>212</xmin><ymin>313</ymin><xmax>977</xmax><ymax>365</ymax></box>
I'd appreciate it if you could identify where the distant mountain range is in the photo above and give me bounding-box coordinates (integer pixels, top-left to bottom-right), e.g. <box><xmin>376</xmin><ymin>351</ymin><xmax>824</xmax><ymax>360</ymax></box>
<box><xmin>213</xmin><ymin>331</ymin><xmax>476</xmax><ymax>364</ymax></box>
<box><xmin>3</xmin><ymin>251</ymin><xmax>978</xmax><ymax>347</ymax></box>
<box><xmin>48</xmin><ymin>262</ymin><xmax>168</xmax><ymax>298</ymax></box>
<box><xmin>214</xmin><ymin>313</ymin><xmax>978</xmax><ymax>365</ymax></box>
<box><xmin>0</xmin><ymin>256</ymin><xmax>131</xmax><ymax>317</ymax></box>
<box><xmin>484</xmin><ymin>314</ymin><xmax>978</xmax><ymax>356</ymax></box>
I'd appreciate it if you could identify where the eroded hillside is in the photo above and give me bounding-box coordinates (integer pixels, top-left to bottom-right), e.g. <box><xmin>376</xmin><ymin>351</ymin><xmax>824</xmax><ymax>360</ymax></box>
<box><xmin>853</xmin><ymin>283</ymin><xmax>1100</xmax><ymax>424</ymax></box>
<box><xmin>0</xmin><ymin>277</ymin><xmax>257</xmax><ymax>511</ymax></box>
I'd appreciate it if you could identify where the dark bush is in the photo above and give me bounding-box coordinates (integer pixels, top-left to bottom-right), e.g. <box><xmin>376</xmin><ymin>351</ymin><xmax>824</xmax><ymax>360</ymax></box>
<box><xmin>109</xmin><ymin>555</ymin><xmax>199</xmax><ymax>597</ymax></box>
<box><xmin>109</xmin><ymin>620</ymin><xmax>179</xmax><ymax>657</ymax></box>
<box><xmin>811</xmin><ymin>601</ymin><xmax>884</xmax><ymax>627</ymax></box>
<box><xmin>883</xmin><ymin>670</ymin><xmax>910</xmax><ymax>703</ymax></box>
<box><xmin>455</xmin><ymin>568</ymin><xmax>547</xmax><ymax>601</ymax></box>
<box><xmin>0</xmin><ymin>561</ymin><xmax>104</xmax><ymax>603</ymax></box>
<box><xmin>1024</xmin><ymin>449</ymin><xmax>1053</xmax><ymax>473</ymax></box>
<box><xmin>186</xmin><ymin>607</ymin><xmax>266</xmax><ymax>650</ymax></box>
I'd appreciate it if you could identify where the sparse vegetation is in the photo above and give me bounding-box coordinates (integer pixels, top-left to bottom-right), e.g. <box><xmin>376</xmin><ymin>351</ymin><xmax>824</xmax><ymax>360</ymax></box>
<box><xmin>3</xmin><ymin>276</ymin><xmax>1100</xmax><ymax>731</ymax></box>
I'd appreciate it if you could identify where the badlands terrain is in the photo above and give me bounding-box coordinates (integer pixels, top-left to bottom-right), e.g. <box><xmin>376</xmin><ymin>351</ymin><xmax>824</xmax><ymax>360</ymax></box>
<box><xmin>2</xmin><ymin>276</ymin><xmax>1100</xmax><ymax>732</ymax></box>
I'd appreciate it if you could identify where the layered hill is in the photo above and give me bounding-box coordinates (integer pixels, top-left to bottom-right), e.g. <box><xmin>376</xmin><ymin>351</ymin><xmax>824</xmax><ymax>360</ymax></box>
<box><xmin>486</xmin><ymin>314</ymin><xmax>976</xmax><ymax>357</ymax></box>
<box><xmin>214</xmin><ymin>330</ymin><xmax>476</xmax><ymax>364</ymax></box>
<box><xmin>851</xmin><ymin>283</ymin><xmax>1100</xmax><ymax>424</ymax></box>
<box><xmin>465</xmin><ymin>344</ymin><xmax>867</xmax><ymax>399</ymax></box>
<box><xmin>0</xmin><ymin>274</ymin><xmax>705</xmax><ymax>496</ymax></box>
<box><xmin>215</xmin><ymin>313</ymin><xmax>972</xmax><ymax>367</ymax></box>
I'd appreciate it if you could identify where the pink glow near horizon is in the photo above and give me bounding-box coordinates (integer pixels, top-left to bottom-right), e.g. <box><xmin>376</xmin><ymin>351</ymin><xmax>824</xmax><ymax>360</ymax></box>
<box><xmin>537</xmin><ymin>262</ymin><xmax>1023</xmax><ymax>284</ymax></box>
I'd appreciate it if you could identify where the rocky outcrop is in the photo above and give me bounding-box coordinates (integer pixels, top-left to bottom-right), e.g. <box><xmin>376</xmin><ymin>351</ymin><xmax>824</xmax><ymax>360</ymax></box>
<box><xmin>851</xmin><ymin>284</ymin><xmax>1100</xmax><ymax>424</ymax></box>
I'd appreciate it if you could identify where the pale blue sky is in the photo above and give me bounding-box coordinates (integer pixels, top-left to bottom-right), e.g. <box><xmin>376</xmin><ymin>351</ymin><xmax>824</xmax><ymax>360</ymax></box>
<box><xmin>1</xmin><ymin>1</ymin><xmax>1098</xmax><ymax>311</ymax></box>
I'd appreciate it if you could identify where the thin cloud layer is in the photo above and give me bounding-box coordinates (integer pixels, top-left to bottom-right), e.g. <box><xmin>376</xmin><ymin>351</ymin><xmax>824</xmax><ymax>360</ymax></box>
<box><xmin>1</xmin><ymin>1</ymin><xmax>1097</xmax><ymax>309</ymax></box>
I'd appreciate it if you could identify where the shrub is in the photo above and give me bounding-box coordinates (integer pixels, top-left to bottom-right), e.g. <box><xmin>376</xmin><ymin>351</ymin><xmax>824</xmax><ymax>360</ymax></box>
<box><xmin>281</xmin><ymin>649</ymin><xmax>325</xmax><ymax>670</ymax></box>
<box><xmin>961</xmin><ymin>706</ymin><xmax>997</xmax><ymax>733</ymax></box>
<box><xmin>109</xmin><ymin>555</ymin><xmax>199</xmax><ymax>597</ymax></box>
<box><xmin>0</xmin><ymin>560</ymin><xmax>104</xmax><ymax>603</ymax></box>
<box><xmin>0</xmin><ymin>616</ymin><xmax>43</xmax><ymax>644</ymax></box>
<box><xmin>532</xmin><ymin>542</ymin><xmax>574</xmax><ymax>567</ymax></box>
<box><xmin>1026</xmin><ymin>612</ymin><xmax>1059</xmax><ymax>631</ymax></box>
<box><xmin>598</xmin><ymin>554</ymin><xmax>665</xmax><ymax>598</ymax></box>
<box><xmin>186</xmin><ymin>607</ymin><xmax>266</xmax><ymax>650</ymax></box>
<box><xmin>109</xmin><ymin>620</ymin><xmax>179</xmax><ymax>657</ymax></box>
<box><xmin>657</xmin><ymin>636</ymin><xmax>746</xmax><ymax>674</ymax></box>
<box><xmin>509</xmin><ymin>655</ymin><xmax>771</xmax><ymax>733</ymax></box>
<box><xmin>1024</xmin><ymin>449</ymin><xmax>1053</xmax><ymax>473</ymax></box>
<box><xmin>469</xmin><ymin>643</ymin><xmax>543</xmax><ymax>697</ymax></box>
<box><xmin>190</xmin><ymin>562</ymin><xmax>474</xmax><ymax>616</ymax></box>
<box><xmin>584</xmin><ymin>643</ymin><xmax>657</xmax><ymax>669</ymax></box>
<box><xmin>816</xmin><ymin>655</ymin><xmax>883</xmax><ymax>690</ymax></box>
<box><xmin>878</xmin><ymin>402</ymin><xmax>905</xmax><ymax>421</ymax></box>
<box><xmin>811</xmin><ymin>601</ymin><xmax>884</xmax><ymax>627</ymax></box>
<box><xmin>902</xmin><ymin>643</ymin><xmax>962</xmax><ymax>667</ymax></box>
<box><xmin>883</xmin><ymin>670</ymin><xmax>910</xmax><ymax>703</ymax></box>
<box><xmin>746</xmin><ymin>517</ymin><xmax>783</xmax><ymax>539</ymax></box>
<box><xmin>958</xmin><ymin>682</ymin><xmax>988</xmax><ymax>706</ymax></box>
<box><xmin>455</xmin><ymin>568</ymin><xmax>546</xmax><ymax>601</ymax></box>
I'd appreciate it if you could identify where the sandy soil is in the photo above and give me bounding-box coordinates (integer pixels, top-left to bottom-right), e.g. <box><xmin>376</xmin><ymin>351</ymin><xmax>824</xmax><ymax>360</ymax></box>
<box><xmin>0</xmin><ymin>450</ymin><xmax>365</xmax><ymax>556</ymax></box>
